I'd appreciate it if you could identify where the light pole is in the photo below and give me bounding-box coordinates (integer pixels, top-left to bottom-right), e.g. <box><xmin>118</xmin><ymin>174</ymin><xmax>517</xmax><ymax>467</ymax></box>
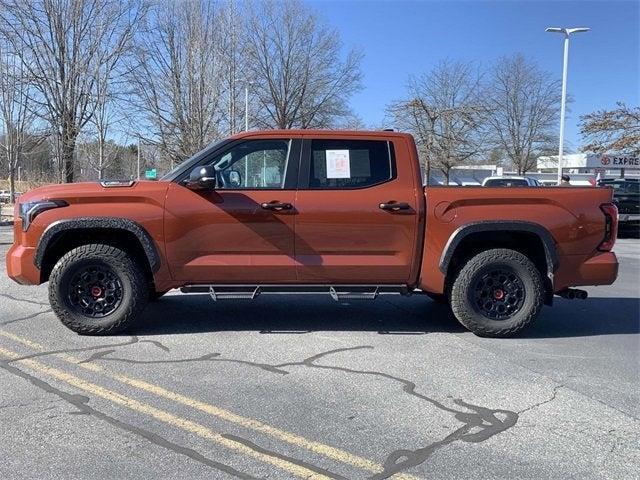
<box><xmin>239</xmin><ymin>82</ymin><xmax>254</xmax><ymax>185</ymax></box>
<box><xmin>137</xmin><ymin>137</ymin><xmax>141</xmax><ymax>180</ymax></box>
<box><xmin>244</xmin><ymin>81</ymin><xmax>254</xmax><ymax>132</ymax></box>
<box><xmin>546</xmin><ymin>26</ymin><xmax>589</xmax><ymax>185</ymax></box>
<box><xmin>245</xmin><ymin>85</ymin><xmax>249</xmax><ymax>132</ymax></box>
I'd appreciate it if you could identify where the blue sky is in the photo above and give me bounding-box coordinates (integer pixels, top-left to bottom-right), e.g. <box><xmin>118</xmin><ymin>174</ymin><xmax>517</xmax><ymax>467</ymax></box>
<box><xmin>310</xmin><ymin>0</ymin><xmax>640</xmax><ymax>150</ymax></box>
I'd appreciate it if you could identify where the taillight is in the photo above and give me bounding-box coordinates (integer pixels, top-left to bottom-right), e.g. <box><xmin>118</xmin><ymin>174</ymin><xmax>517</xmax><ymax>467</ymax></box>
<box><xmin>598</xmin><ymin>203</ymin><xmax>618</xmax><ymax>251</ymax></box>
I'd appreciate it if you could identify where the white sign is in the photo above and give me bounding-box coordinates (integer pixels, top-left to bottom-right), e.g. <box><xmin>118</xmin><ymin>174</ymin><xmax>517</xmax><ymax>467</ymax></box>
<box><xmin>586</xmin><ymin>154</ymin><xmax>640</xmax><ymax>170</ymax></box>
<box><xmin>326</xmin><ymin>150</ymin><xmax>351</xmax><ymax>178</ymax></box>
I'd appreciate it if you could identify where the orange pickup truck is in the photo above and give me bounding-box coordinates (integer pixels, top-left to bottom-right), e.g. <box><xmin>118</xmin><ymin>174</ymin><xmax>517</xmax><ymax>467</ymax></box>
<box><xmin>6</xmin><ymin>130</ymin><xmax>619</xmax><ymax>337</ymax></box>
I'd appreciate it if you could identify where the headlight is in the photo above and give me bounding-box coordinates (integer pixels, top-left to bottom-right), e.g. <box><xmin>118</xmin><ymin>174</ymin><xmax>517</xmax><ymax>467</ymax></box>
<box><xmin>19</xmin><ymin>200</ymin><xmax>68</xmax><ymax>231</ymax></box>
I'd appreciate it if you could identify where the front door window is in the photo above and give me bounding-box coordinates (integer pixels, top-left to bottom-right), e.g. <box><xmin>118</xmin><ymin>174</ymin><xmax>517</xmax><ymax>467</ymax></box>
<box><xmin>210</xmin><ymin>140</ymin><xmax>290</xmax><ymax>189</ymax></box>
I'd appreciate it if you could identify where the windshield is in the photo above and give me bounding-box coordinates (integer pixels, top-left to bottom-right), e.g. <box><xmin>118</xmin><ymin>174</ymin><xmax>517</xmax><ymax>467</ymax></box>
<box><xmin>601</xmin><ymin>181</ymin><xmax>640</xmax><ymax>193</ymax></box>
<box><xmin>627</xmin><ymin>182</ymin><xmax>640</xmax><ymax>193</ymax></box>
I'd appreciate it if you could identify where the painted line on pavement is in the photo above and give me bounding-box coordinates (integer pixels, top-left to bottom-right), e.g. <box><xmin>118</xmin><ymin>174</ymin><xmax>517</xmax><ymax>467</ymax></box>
<box><xmin>0</xmin><ymin>330</ymin><xmax>419</xmax><ymax>480</ymax></box>
<box><xmin>0</xmin><ymin>345</ymin><xmax>336</xmax><ymax>480</ymax></box>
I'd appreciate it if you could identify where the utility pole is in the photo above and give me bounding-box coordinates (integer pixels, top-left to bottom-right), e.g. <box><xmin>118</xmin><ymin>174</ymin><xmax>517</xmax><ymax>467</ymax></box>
<box><xmin>137</xmin><ymin>137</ymin><xmax>141</xmax><ymax>180</ymax></box>
<box><xmin>245</xmin><ymin>85</ymin><xmax>249</xmax><ymax>132</ymax></box>
<box><xmin>545</xmin><ymin>27</ymin><xmax>589</xmax><ymax>185</ymax></box>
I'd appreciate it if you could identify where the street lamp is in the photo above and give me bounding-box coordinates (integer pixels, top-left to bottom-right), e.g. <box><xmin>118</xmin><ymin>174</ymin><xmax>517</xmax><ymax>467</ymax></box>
<box><xmin>137</xmin><ymin>137</ymin><xmax>142</xmax><ymax>180</ymax></box>
<box><xmin>245</xmin><ymin>85</ymin><xmax>249</xmax><ymax>131</ymax></box>
<box><xmin>546</xmin><ymin>26</ymin><xmax>589</xmax><ymax>185</ymax></box>
<box><xmin>244</xmin><ymin>81</ymin><xmax>254</xmax><ymax>132</ymax></box>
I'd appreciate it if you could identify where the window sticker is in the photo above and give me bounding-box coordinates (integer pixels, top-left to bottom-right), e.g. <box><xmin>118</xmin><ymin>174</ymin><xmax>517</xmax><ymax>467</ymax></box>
<box><xmin>326</xmin><ymin>149</ymin><xmax>351</xmax><ymax>178</ymax></box>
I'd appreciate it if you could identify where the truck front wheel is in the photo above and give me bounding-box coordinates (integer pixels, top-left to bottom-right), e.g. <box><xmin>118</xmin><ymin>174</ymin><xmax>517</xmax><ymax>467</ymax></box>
<box><xmin>450</xmin><ymin>248</ymin><xmax>544</xmax><ymax>338</ymax></box>
<box><xmin>49</xmin><ymin>244</ymin><xmax>148</xmax><ymax>335</ymax></box>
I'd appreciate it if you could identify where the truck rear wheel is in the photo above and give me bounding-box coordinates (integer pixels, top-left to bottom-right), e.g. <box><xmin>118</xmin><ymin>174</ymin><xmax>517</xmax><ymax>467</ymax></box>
<box><xmin>450</xmin><ymin>248</ymin><xmax>544</xmax><ymax>337</ymax></box>
<box><xmin>49</xmin><ymin>244</ymin><xmax>148</xmax><ymax>335</ymax></box>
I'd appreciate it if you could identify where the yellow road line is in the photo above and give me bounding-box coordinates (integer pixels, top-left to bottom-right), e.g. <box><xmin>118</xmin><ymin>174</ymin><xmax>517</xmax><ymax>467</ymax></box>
<box><xmin>0</xmin><ymin>345</ymin><xmax>333</xmax><ymax>480</ymax></box>
<box><xmin>0</xmin><ymin>330</ymin><xmax>417</xmax><ymax>480</ymax></box>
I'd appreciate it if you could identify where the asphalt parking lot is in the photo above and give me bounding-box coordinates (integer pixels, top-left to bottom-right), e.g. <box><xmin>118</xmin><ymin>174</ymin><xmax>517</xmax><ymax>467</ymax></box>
<box><xmin>0</xmin><ymin>225</ymin><xmax>638</xmax><ymax>479</ymax></box>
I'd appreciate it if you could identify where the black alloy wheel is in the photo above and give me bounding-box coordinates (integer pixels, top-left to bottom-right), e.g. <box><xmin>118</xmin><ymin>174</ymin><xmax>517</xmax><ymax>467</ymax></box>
<box><xmin>471</xmin><ymin>267</ymin><xmax>525</xmax><ymax>321</ymax></box>
<box><xmin>67</xmin><ymin>264</ymin><xmax>124</xmax><ymax>318</ymax></box>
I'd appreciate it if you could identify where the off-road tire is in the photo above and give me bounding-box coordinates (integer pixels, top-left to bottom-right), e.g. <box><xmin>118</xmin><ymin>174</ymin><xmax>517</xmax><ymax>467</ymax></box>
<box><xmin>49</xmin><ymin>244</ymin><xmax>148</xmax><ymax>335</ymax></box>
<box><xmin>450</xmin><ymin>248</ymin><xmax>544</xmax><ymax>338</ymax></box>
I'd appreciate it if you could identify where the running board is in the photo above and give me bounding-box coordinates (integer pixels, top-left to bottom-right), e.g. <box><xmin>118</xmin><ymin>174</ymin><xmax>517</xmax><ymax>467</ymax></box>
<box><xmin>179</xmin><ymin>284</ymin><xmax>410</xmax><ymax>301</ymax></box>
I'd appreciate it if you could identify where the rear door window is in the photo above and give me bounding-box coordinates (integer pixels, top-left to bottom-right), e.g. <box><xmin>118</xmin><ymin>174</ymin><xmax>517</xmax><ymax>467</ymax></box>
<box><xmin>307</xmin><ymin>139</ymin><xmax>395</xmax><ymax>189</ymax></box>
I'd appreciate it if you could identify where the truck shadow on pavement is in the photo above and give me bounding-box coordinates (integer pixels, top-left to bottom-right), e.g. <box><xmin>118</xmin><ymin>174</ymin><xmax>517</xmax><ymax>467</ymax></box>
<box><xmin>133</xmin><ymin>295</ymin><xmax>640</xmax><ymax>338</ymax></box>
<box><xmin>135</xmin><ymin>295</ymin><xmax>465</xmax><ymax>335</ymax></box>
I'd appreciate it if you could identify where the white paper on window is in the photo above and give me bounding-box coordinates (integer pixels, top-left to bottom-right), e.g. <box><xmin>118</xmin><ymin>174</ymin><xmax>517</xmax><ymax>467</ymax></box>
<box><xmin>326</xmin><ymin>150</ymin><xmax>351</xmax><ymax>178</ymax></box>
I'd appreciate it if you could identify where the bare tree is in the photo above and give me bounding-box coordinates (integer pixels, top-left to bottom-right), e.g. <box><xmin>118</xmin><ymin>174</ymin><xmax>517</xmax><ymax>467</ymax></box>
<box><xmin>0</xmin><ymin>0</ymin><xmax>143</xmax><ymax>182</ymax></box>
<box><xmin>83</xmin><ymin>41</ymin><xmax>130</xmax><ymax>180</ymax></box>
<box><xmin>485</xmin><ymin>54</ymin><xmax>561</xmax><ymax>174</ymax></box>
<box><xmin>388</xmin><ymin>60</ymin><xmax>487</xmax><ymax>184</ymax></box>
<box><xmin>580</xmin><ymin>102</ymin><xmax>640</xmax><ymax>156</ymax></box>
<box><xmin>129</xmin><ymin>0</ymin><xmax>225</xmax><ymax>164</ymax></box>
<box><xmin>245</xmin><ymin>0</ymin><xmax>362</xmax><ymax>129</ymax></box>
<box><xmin>218</xmin><ymin>0</ymin><xmax>250</xmax><ymax>135</ymax></box>
<box><xmin>0</xmin><ymin>39</ymin><xmax>40</xmax><ymax>202</ymax></box>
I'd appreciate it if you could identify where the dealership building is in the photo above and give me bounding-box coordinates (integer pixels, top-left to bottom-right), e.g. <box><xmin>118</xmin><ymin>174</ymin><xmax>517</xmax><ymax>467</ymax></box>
<box><xmin>536</xmin><ymin>153</ymin><xmax>640</xmax><ymax>175</ymax></box>
<box><xmin>430</xmin><ymin>153</ymin><xmax>640</xmax><ymax>186</ymax></box>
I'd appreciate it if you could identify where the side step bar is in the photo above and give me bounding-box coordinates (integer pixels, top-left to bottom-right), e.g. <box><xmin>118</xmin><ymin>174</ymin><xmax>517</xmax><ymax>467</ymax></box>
<box><xmin>179</xmin><ymin>284</ymin><xmax>411</xmax><ymax>301</ymax></box>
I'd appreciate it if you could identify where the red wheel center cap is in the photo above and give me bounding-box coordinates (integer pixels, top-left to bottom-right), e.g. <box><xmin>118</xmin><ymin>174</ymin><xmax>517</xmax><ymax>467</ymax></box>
<box><xmin>494</xmin><ymin>289</ymin><xmax>505</xmax><ymax>300</ymax></box>
<box><xmin>91</xmin><ymin>286</ymin><xmax>103</xmax><ymax>298</ymax></box>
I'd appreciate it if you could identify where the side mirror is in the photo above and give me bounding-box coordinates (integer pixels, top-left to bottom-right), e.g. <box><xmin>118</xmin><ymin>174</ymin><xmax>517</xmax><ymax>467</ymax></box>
<box><xmin>187</xmin><ymin>165</ymin><xmax>217</xmax><ymax>190</ymax></box>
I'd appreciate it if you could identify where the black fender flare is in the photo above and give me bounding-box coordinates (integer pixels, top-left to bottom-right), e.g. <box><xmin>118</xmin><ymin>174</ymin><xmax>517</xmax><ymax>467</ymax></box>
<box><xmin>438</xmin><ymin>221</ymin><xmax>559</xmax><ymax>277</ymax></box>
<box><xmin>34</xmin><ymin>217</ymin><xmax>161</xmax><ymax>272</ymax></box>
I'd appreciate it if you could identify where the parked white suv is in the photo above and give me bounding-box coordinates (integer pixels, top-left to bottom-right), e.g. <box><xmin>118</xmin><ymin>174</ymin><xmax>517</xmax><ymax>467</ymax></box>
<box><xmin>0</xmin><ymin>190</ymin><xmax>11</xmax><ymax>203</ymax></box>
<box><xmin>482</xmin><ymin>176</ymin><xmax>540</xmax><ymax>187</ymax></box>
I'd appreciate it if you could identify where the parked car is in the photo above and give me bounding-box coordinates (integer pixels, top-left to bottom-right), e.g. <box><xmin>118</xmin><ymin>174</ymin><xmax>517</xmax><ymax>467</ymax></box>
<box><xmin>6</xmin><ymin>130</ymin><xmax>618</xmax><ymax>337</ymax></box>
<box><xmin>598</xmin><ymin>178</ymin><xmax>640</xmax><ymax>230</ymax></box>
<box><xmin>0</xmin><ymin>190</ymin><xmax>11</xmax><ymax>203</ymax></box>
<box><xmin>482</xmin><ymin>176</ymin><xmax>540</xmax><ymax>187</ymax></box>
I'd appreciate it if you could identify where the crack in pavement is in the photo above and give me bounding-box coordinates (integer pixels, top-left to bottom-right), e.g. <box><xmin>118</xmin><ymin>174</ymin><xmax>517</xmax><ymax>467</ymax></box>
<box><xmin>0</xmin><ymin>398</ymin><xmax>61</xmax><ymax>411</ymax></box>
<box><xmin>0</xmin><ymin>358</ymin><xmax>258</xmax><ymax>480</ymax></box>
<box><xmin>5</xmin><ymin>336</ymin><xmax>171</xmax><ymax>363</ymax></box>
<box><xmin>79</xmin><ymin>350</ymin><xmax>289</xmax><ymax>374</ymax></box>
<box><xmin>453</xmin><ymin>331</ymin><xmax>640</xmax><ymax>423</ymax></box>
<box><xmin>272</xmin><ymin>346</ymin><xmax>518</xmax><ymax>479</ymax></box>
<box><xmin>0</xmin><ymin>293</ymin><xmax>50</xmax><ymax>307</ymax></box>
<box><xmin>1</xmin><ymin>309</ymin><xmax>52</xmax><ymax>326</ymax></box>
<box><xmin>14</xmin><ymin>336</ymin><xmax>533</xmax><ymax>479</ymax></box>
<box><xmin>80</xmin><ymin>344</ymin><xmax>519</xmax><ymax>478</ymax></box>
<box><xmin>517</xmin><ymin>384</ymin><xmax>564</xmax><ymax>415</ymax></box>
